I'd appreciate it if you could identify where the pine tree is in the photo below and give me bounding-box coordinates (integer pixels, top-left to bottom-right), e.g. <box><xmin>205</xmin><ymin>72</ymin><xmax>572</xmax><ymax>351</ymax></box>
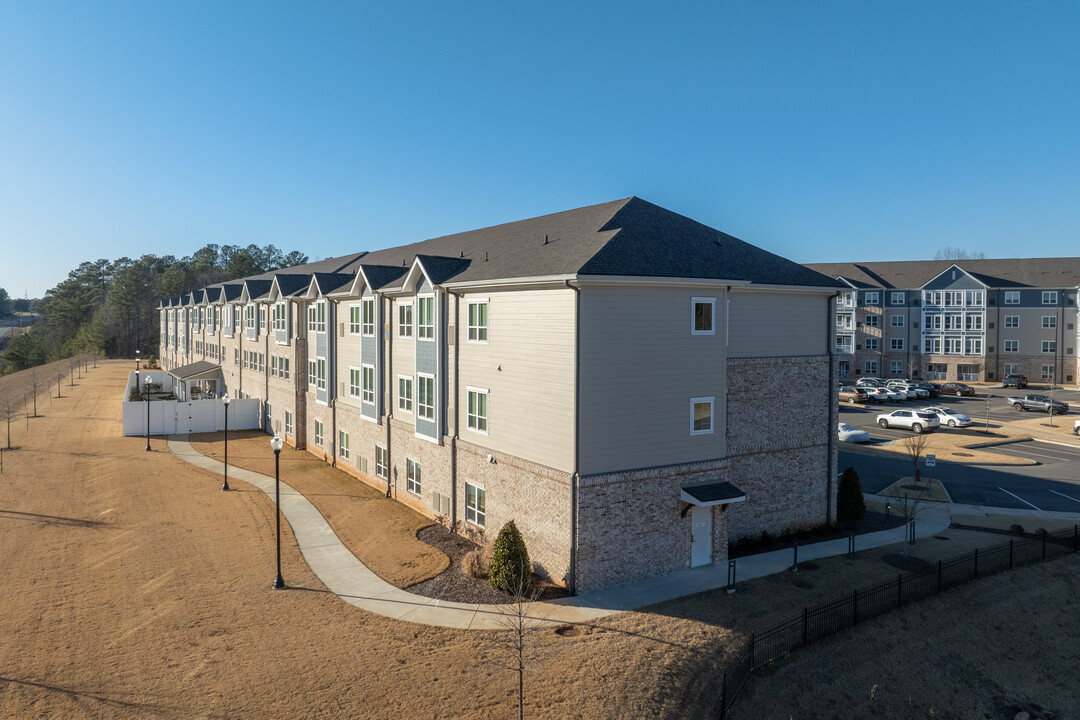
<box><xmin>836</xmin><ymin>466</ymin><xmax>866</xmax><ymax>525</ymax></box>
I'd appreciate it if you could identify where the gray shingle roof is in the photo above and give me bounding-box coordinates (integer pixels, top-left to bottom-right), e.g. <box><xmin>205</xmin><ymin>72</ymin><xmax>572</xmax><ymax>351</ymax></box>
<box><xmin>806</xmin><ymin>258</ymin><xmax>1080</xmax><ymax>290</ymax></box>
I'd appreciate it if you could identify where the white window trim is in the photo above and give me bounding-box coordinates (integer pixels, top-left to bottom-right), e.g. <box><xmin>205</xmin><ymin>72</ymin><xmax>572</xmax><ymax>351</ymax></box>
<box><xmin>890</xmin><ymin>292</ymin><xmax>905</xmax><ymax>305</ymax></box>
<box><xmin>406</xmin><ymin>458</ymin><xmax>421</xmax><ymax>497</ymax></box>
<box><xmin>465</xmin><ymin>482</ymin><xmax>486</xmax><ymax>528</ymax></box>
<box><xmin>1004</xmin><ymin>291</ymin><xmax>1020</xmax><ymax>305</ymax></box>
<box><xmin>361</xmin><ymin>363</ymin><xmax>376</xmax><ymax>405</ymax></box>
<box><xmin>691</xmin><ymin>297</ymin><xmax>716</xmax><ymax>336</ymax></box>
<box><xmin>1042</xmin><ymin>341</ymin><xmax>1056</xmax><ymax>354</ymax></box>
<box><xmin>375</xmin><ymin>445</ymin><xmax>389</xmax><ymax>479</ymax></box>
<box><xmin>890</xmin><ymin>338</ymin><xmax>904</xmax><ymax>350</ymax></box>
<box><xmin>397</xmin><ymin>374</ymin><xmax>413</xmax><ymax>414</ymax></box>
<box><xmin>348</xmin><ymin>366</ymin><xmax>361</xmax><ymax>398</ymax></box>
<box><xmin>1042</xmin><ymin>315</ymin><xmax>1057</xmax><ymax>329</ymax></box>
<box><xmin>690</xmin><ymin>396</ymin><xmax>715</xmax><ymax>436</ymax></box>
<box><xmin>467</xmin><ymin>298</ymin><xmax>489</xmax><ymax>344</ymax></box>
<box><xmin>416</xmin><ymin>372</ymin><xmax>436</xmax><ymax>422</ymax></box>
<box><xmin>348</xmin><ymin>304</ymin><xmax>362</xmax><ymax>335</ymax></box>
<box><xmin>890</xmin><ymin>314</ymin><xmax>904</xmax><ymax>327</ymax></box>
<box><xmin>466</xmin><ymin>386</ymin><xmax>489</xmax><ymax>435</ymax></box>
<box><xmin>398</xmin><ymin>301</ymin><xmax>414</xmax><ymax>338</ymax></box>
<box><xmin>362</xmin><ymin>298</ymin><xmax>376</xmax><ymax>337</ymax></box>
<box><xmin>339</xmin><ymin>430</ymin><xmax>350</xmax><ymax>459</ymax></box>
<box><xmin>1004</xmin><ymin>315</ymin><xmax>1020</xmax><ymax>328</ymax></box>
<box><xmin>1042</xmin><ymin>291</ymin><xmax>1058</xmax><ymax>305</ymax></box>
<box><xmin>417</xmin><ymin>294</ymin><xmax>435</xmax><ymax>341</ymax></box>
<box><xmin>1004</xmin><ymin>340</ymin><xmax>1019</xmax><ymax>353</ymax></box>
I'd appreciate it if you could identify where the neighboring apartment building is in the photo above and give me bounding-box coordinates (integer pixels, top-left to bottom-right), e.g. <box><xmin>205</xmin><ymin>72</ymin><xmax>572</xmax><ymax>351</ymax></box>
<box><xmin>160</xmin><ymin>197</ymin><xmax>843</xmax><ymax>593</ymax></box>
<box><xmin>805</xmin><ymin>259</ymin><xmax>1080</xmax><ymax>385</ymax></box>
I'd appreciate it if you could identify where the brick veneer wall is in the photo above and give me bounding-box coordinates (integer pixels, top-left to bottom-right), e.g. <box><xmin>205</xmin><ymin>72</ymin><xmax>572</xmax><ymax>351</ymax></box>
<box><xmin>724</xmin><ymin>355</ymin><xmax>835</xmax><ymax>540</ymax></box>
<box><xmin>575</xmin><ymin>458</ymin><xmax>731</xmax><ymax>594</ymax></box>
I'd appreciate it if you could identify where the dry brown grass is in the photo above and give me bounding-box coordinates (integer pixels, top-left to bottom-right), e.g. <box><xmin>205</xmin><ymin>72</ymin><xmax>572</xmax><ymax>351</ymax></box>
<box><xmin>1</xmin><ymin>361</ymin><xmax>1076</xmax><ymax>719</ymax></box>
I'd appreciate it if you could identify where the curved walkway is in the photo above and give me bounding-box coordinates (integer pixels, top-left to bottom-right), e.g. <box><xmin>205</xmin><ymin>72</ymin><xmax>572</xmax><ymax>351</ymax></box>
<box><xmin>167</xmin><ymin>435</ymin><xmax>952</xmax><ymax>629</ymax></box>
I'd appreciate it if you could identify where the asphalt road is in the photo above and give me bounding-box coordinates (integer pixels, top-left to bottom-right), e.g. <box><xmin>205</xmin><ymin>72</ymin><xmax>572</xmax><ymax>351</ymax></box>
<box><xmin>838</xmin><ymin>387</ymin><xmax>1080</xmax><ymax>513</ymax></box>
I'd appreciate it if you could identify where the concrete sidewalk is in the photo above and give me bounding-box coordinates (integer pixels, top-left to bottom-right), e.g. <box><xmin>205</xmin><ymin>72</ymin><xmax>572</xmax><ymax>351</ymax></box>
<box><xmin>167</xmin><ymin>435</ymin><xmax>952</xmax><ymax>629</ymax></box>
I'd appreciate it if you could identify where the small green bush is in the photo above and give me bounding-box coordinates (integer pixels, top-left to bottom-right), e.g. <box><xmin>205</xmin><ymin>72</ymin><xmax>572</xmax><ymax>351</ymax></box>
<box><xmin>488</xmin><ymin>520</ymin><xmax>531</xmax><ymax>594</ymax></box>
<box><xmin>836</xmin><ymin>466</ymin><xmax>866</xmax><ymax>524</ymax></box>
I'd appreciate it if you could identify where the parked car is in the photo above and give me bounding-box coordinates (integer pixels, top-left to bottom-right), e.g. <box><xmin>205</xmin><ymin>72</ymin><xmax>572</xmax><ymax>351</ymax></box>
<box><xmin>838</xmin><ymin>422</ymin><xmax>871</xmax><ymax>443</ymax></box>
<box><xmin>880</xmin><ymin>386</ymin><xmax>906</xmax><ymax>402</ymax></box>
<box><xmin>1006</xmin><ymin>394</ymin><xmax>1069</xmax><ymax>414</ymax></box>
<box><xmin>887</xmin><ymin>381</ymin><xmax>929</xmax><ymax>399</ymax></box>
<box><xmin>910</xmin><ymin>382</ymin><xmax>939</xmax><ymax>399</ymax></box>
<box><xmin>838</xmin><ymin>386</ymin><xmax>869</xmax><ymax>404</ymax></box>
<box><xmin>939</xmin><ymin>382</ymin><xmax>975</xmax><ymax>397</ymax></box>
<box><xmin>1002</xmin><ymin>374</ymin><xmax>1028</xmax><ymax>389</ymax></box>
<box><xmin>920</xmin><ymin>406</ymin><xmax>972</xmax><ymax>428</ymax></box>
<box><xmin>856</xmin><ymin>377</ymin><xmax>884</xmax><ymax>388</ymax></box>
<box><xmin>861</xmin><ymin>387</ymin><xmax>891</xmax><ymax>403</ymax></box>
<box><xmin>876</xmin><ymin>410</ymin><xmax>940</xmax><ymax>433</ymax></box>
<box><xmin>1075</xmin><ymin>418</ymin><xmax>1080</xmax><ymax>436</ymax></box>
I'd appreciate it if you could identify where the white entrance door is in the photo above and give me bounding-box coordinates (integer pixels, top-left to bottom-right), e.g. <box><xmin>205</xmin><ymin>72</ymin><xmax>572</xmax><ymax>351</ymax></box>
<box><xmin>690</xmin><ymin>505</ymin><xmax>712</xmax><ymax>568</ymax></box>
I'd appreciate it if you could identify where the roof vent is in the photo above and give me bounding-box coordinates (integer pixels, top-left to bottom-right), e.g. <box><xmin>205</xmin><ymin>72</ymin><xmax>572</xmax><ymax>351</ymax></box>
<box><xmin>460</xmin><ymin>250</ymin><xmax>464</xmax><ymax>258</ymax></box>
<box><xmin>485</xmin><ymin>251</ymin><xmax>489</xmax><ymax>262</ymax></box>
<box><xmin>544</xmin><ymin>234</ymin><xmax>549</xmax><ymax>245</ymax></box>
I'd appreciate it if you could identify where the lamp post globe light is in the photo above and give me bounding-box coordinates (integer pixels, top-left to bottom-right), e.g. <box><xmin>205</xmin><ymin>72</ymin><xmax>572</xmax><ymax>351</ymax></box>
<box><xmin>271</xmin><ymin>434</ymin><xmax>285</xmax><ymax>590</ymax></box>
<box><xmin>222</xmin><ymin>395</ymin><xmax>231</xmax><ymax>491</ymax></box>
<box><xmin>135</xmin><ymin>349</ymin><xmax>140</xmax><ymax>370</ymax></box>
<box><xmin>144</xmin><ymin>375</ymin><xmax>153</xmax><ymax>451</ymax></box>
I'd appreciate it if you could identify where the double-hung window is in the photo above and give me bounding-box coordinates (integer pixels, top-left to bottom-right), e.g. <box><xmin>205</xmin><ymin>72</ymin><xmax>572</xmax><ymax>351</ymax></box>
<box><xmin>285</xmin><ymin>410</ymin><xmax>293</xmax><ymax>435</ymax></box>
<box><xmin>690</xmin><ymin>397</ymin><xmax>714</xmax><ymax>436</ymax></box>
<box><xmin>468</xmin><ymin>300</ymin><xmax>488</xmax><ymax>342</ymax></box>
<box><xmin>314</xmin><ymin>420</ymin><xmax>324</xmax><ymax>446</ymax></box>
<box><xmin>259</xmin><ymin>307</ymin><xmax>267</xmax><ymax>334</ymax></box>
<box><xmin>406</xmin><ymin>459</ymin><xmax>421</xmax><ymax>496</ymax></box>
<box><xmin>890</xmin><ymin>315</ymin><xmax>904</xmax><ymax>327</ymax></box>
<box><xmin>864</xmin><ymin>291</ymin><xmax>880</xmax><ymax>305</ymax></box>
<box><xmin>1004</xmin><ymin>315</ymin><xmax>1019</xmax><ymax>328</ymax></box>
<box><xmin>349</xmin><ymin>305</ymin><xmax>361</xmax><ymax>335</ymax></box>
<box><xmin>362</xmin><ymin>365</ymin><xmax>375</xmax><ymax>404</ymax></box>
<box><xmin>349</xmin><ymin>367</ymin><xmax>361</xmax><ymax>398</ymax></box>
<box><xmin>362</xmin><ymin>298</ymin><xmax>375</xmax><ymax>336</ymax></box>
<box><xmin>1042</xmin><ymin>291</ymin><xmax>1058</xmax><ymax>305</ymax></box>
<box><xmin>1042</xmin><ymin>340</ymin><xmax>1056</xmax><ymax>354</ymax></box>
<box><xmin>398</xmin><ymin>376</ymin><xmax>413</xmax><ymax>413</ymax></box>
<box><xmin>339</xmin><ymin>431</ymin><xmax>350</xmax><ymax>459</ymax></box>
<box><xmin>865</xmin><ymin>314</ymin><xmax>879</xmax><ymax>327</ymax></box>
<box><xmin>465</xmin><ymin>483</ymin><xmax>486</xmax><ymax>527</ymax></box>
<box><xmin>691</xmin><ymin>297</ymin><xmax>715</xmax><ymax>335</ymax></box>
<box><xmin>375</xmin><ymin>446</ymin><xmax>389</xmax><ymax>479</ymax></box>
<box><xmin>865</xmin><ymin>338</ymin><xmax>879</xmax><ymax>350</ymax></box>
<box><xmin>467</xmin><ymin>388</ymin><xmax>488</xmax><ymax>433</ymax></box>
<box><xmin>1004</xmin><ymin>340</ymin><xmax>1019</xmax><ymax>352</ymax></box>
<box><xmin>398</xmin><ymin>302</ymin><xmax>413</xmax><ymax>337</ymax></box>
<box><xmin>890</xmin><ymin>338</ymin><xmax>904</xmax><ymax>350</ymax></box>
<box><xmin>417</xmin><ymin>296</ymin><xmax>434</xmax><ymax>340</ymax></box>
<box><xmin>417</xmin><ymin>375</ymin><xmax>435</xmax><ymax>420</ymax></box>
<box><xmin>273</xmin><ymin>303</ymin><xmax>287</xmax><ymax>333</ymax></box>
<box><xmin>890</xmin><ymin>292</ymin><xmax>905</xmax><ymax>305</ymax></box>
<box><xmin>316</xmin><ymin>359</ymin><xmax>326</xmax><ymax>390</ymax></box>
<box><xmin>1042</xmin><ymin>315</ymin><xmax>1057</xmax><ymax>329</ymax></box>
<box><xmin>1004</xmin><ymin>291</ymin><xmax>1020</xmax><ymax>305</ymax></box>
<box><xmin>308</xmin><ymin>360</ymin><xmax>317</xmax><ymax>387</ymax></box>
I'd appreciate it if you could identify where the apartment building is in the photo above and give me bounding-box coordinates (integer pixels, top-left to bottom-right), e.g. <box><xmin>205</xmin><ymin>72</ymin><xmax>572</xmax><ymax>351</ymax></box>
<box><xmin>806</xmin><ymin>259</ymin><xmax>1080</xmax><ymax>385</ymax></box>
<box><xmin>160</xmin><ymin>197</ymin><xmax>843</xmax><ymax>593</ymax></box>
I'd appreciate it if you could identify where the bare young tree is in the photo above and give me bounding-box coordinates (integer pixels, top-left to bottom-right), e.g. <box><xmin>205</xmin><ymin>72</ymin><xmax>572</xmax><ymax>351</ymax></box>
<box><xmin>1</xmin><ymin>394</ymin><xmax>18</xmax><ymax>450</ymax></box>
<box><xmin>900</xmin><ymin>435</ymin><xmax>929</xmax><ymax>487</ymax></box>
<box><xmin>487</xmin><ymin>579</ymin><xmax>552</xmax><ymax>720</ymax></box>
<box><xmin>27</xmin><ymin>369</ymin><xmax>41</xmax><ymax>417</ymax></box>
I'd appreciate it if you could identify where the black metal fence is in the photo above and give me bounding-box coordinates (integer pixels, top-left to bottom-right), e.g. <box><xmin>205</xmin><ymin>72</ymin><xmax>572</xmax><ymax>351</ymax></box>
<box><xmin>717</xmin><ymin>525</ymin><xmax>1080</xmax><ymax>718</ymax></box>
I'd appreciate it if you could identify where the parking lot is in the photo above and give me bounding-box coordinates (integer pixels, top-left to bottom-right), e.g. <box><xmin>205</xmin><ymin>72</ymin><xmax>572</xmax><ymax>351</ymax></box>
<box><xmin>838</xmin><ymin>385</ymin><xmax>1080</xmax><ymax>514</ymax></box>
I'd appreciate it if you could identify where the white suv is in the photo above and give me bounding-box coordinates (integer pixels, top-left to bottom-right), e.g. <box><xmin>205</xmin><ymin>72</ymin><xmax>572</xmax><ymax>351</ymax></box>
<box><xmin>877</xmin><ymin>409</ymin><xmax>940</xmax><ymax>434</ymax></box>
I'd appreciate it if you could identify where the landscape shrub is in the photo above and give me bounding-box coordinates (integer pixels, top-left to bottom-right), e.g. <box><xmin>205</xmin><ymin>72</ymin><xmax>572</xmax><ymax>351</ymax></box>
<box><xmin>488</xmin><ymin>520</ymin><xmax>531</xmax><ymax>594</ymax></box>
<box><xmin>462</xmin><ymin>543</ymin><xmax>493</xmax><ymax>579</ymax></box>
<box><xmin>836</xmin><ymin>466</ymin><xmax>866</xmax><ymax>525</ymax></box>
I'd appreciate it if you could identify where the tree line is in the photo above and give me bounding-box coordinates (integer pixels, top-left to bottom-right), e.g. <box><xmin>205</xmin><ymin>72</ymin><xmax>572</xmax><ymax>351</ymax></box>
<box><xmin>2</xmin><ymin>243</ymin><xmax>308</xmax><ymax>374</ymax></box>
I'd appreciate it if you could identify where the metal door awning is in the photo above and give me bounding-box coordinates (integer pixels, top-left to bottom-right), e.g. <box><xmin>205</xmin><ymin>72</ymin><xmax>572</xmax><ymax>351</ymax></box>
<box><xmin>168</xmin><ymin>360</ymin><xmax>222</xmax><ymax>382</ymax></box>
<box><xmin>681</xmin><ymin>481</ymin><xmax>746</xmax><ymax>507</ymax></box>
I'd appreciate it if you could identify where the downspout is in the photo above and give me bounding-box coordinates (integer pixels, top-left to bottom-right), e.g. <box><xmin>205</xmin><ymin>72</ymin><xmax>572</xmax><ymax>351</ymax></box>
<box><xmin>565</xmin><ymin>280</ymin><xmax>581</xmax><ymax>595</ymax></box>
<box><xmin>446</xmin><ymin>288</ymin><xmax>461</xmax><ymax>529</ymax></box>
<box><xmin>264</xmin><ymin>304</ymin><xmax>270</xmax><ymax>432</ymax></box>
<box><xmin>238</xmin><ymin>310</ymin><xmax>243</xmax><ymax>397</ymax></box>
<box><xmin>384</xmin><ymin>293</ymin><xmax>392</xmax><ymax>497</ymax></box>
<box><xmin>827</xmin><ymin>292</ymin><xmax>838</xmax><ymax>527</ymax></box>
<box><xmin>330</xmin><ymin>301</ymin><xmax>337</xmax><ymax>467</ymax></box>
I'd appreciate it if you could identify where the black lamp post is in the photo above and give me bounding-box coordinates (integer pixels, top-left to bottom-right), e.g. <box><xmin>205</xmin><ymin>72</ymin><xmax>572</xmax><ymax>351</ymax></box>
<box><xmin>134</xmin><ymin>369</ymin><xmax>140</xmax><ymax>402</ymax></box>
<box><xmin>271</xmin><ymin>434</ymin><xmax>285</xmax><ymax>589</ymax></box>
<box><xmin>135</xmin><ymin>349</ymin><xmax>140</xmax><ymax>370</ymax></box>
<box><xmin>222</xmin><ymin>395</ymin><xmax>231</xmax><ymax>491</ymax></box>
<box><xmin>144</xmin><ymin>375</ymin><xmax>152</xmax><ymax>451</ymax></box>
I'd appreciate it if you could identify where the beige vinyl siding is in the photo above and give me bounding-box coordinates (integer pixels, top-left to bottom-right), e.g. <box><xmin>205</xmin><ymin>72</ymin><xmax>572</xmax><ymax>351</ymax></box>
<box><xmin>456</xmin><ymin>288</ymin><xmax>575</xmax><ymax>472</ymax></box>
<box><xmin>577</xmin><ymin>285</ymin><xmax>727</xmax><ymax>476</ymax></box>
<box><xmin>727</xmin><ymin>290</ymin><xmax>829</xmax><ymax>357</ymax></box>
<box><xmin>390</xmin><ymin>297</ymin><xmax>416</xmax><ymax>399</ymax></box>
<box><xmin>335</xmin><ymin>299</ymin><xmax>365</xmax><ymax>411</ymax></box>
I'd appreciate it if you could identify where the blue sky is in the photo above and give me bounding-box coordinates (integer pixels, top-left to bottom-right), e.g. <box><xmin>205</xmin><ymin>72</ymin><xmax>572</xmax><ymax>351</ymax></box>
<box><xmin>1</xmin><ymin>1</ymin><xmax>1078</xmax><ymax>299</ymax></box>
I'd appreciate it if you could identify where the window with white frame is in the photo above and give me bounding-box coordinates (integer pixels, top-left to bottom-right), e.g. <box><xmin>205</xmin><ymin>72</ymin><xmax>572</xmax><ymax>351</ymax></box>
<box><xmin>836</xmin><ymin>336</ymin><xmax>854</xmax><ymax>353</ymax></box>
<box><xmin>273</xmin><ymin>303</ymin><xmax>287</xmax><ymax>332</ymax></box>
<box><xmin>349</xmin><ymin>367</ymin><xmax>361</xmax><ymax>398</ymax></box>
<box><xmin>965</xmin><ymin>291</ymin><xmax>984</xmax><ymax>306</ymax></box>
<box><xmin>362</xmin><ymin>364</ymin><xmax>375</xmax><ymax>404</ymax></box>
<box><xmin>398</xmin><ymin>376</ymin><xmax>413</xmax><ymax>413</ymax></box>
<box><xmin>349</xmin><ymin>305</ymin><xmax>361</xmax><ymax>334</ymax></box>
<box><xmin>836</xmin><ymin>314</ymin><xmax>853</xmax><ymax>331</ymax></box>
<box><xmin>692</xmin><ymin>297</ymin><xmax>715</xmax><ymax>335</ymax></box>
<box><xmin>362</xmin><ymin>298</ymin><xmax>375</xmax><ymax>336</ymax></box>
<box><xmin>890</xmin><ymin>338</ymin><xmax>904</xmax><ymax>350</ymax></box>
<box><xmin>964</xmin><ymin>338</ymin><xmax>983</xmax><ymax>355</ymax></box>
<box><xmin>316</xmin><ymin>358</ymin><xmax>326</xmax><ymax>390</ymax></box>
<box><xmin>1004</xmin><ymin>363</ymin><xmax>1019</xmax><ymax>376</ymax></box>
<box><xmin>865</xmin><ymin>314</ymin><xmax>879</xmax><ymax>327</ymax></box>
<box><xmin>465</xmin><ymin>483</ymin><xmax>486</xmax><ymax>528</ymax></box>
<box><xmin>308</xmin><ymin>301</ymin><xmax>326</xmax><ymax>332</ymax></box>
<box><xmin>339</xmin><ymin>430</ymin><xmax>350</xmax><ymax>460</ymax></box>
<box><xmin>279</xmin><ymin>358</ymin><xmax>289</xmax><ymax>379</ymax></box>
<box><xmin>890</xmin><ymin>360</ymin><xmax>903</xmax><ymax>374</ymax></box>
<box><xmin>467</xmin><ymin>300</ymin><xmax>488</xmax><ymax>342</ymax></box>
<box><xmin>417</xmin><ymin>296</ymin><xmax>434</xmax><ymax>340</ymax></box>
<box><xmin>864</xmin><ymin>291</ymin><xmax>880</xmax><ymax>305</ymax></box>
<box><xmin>398</xmin><ymin>302</ymin><xmax>413</xmax><ymax>337</ymax></box>
<box><xmin>233</xmin><ymin>306</ymin><xmax>241</xmax><ymax>329</ymax></box>
<box><xmin>944</xmin><ymin>338</ymin><xmax>962</xmax><ymax>354</ymax></box>
<box><xmin>406</xmin><ymin>458</ymin><xmax>421</xmax><ymax>495</ymax></box>
<box><xmin>375</xmin><ymin>446</ymin><xmax>388</xmax><ymax>479</ymax></box>
<box><xmin>246</xmin><ymin>305</ymin><xmax>256</xmax><ymax>331</ymax></box>
<box><xmin>890</xmin><ymin>314</ymin><xmax>904</xmax><ymax>327</ymax></box>
<box><xmin>965</xmin><ymin>314</ymin><xmax>983</xmax><ymax>331</ymax></box>
<box><xmin>1004</xmin><ymin>340</ymin><xmax>1019</xmax><ymax>352</ymax></box>
<box><xmin>1004</xmin><ymin>315</ymin><xmax>1019</xmax><ymax>328</ymax></box>
<box><xmin>864</xmin><ymin>361</ymin><xmax>879</xmax><ymax>375</ymax></box>
<box><xmin>924</xmin><ymin>314</ymin><xmax>941</xmax><ymax>330</ymax></box>
<box><xmin>890</xmin><ymin>292</ymin><xmax>905</xmax><ymax>305</ymax></box>
<box><xmin>314</xmin><ymin>420</ymin><xmax>324</xmax><ymax>446</ymax></box>
<box><xmin>943</xmin><ymin>315</ymin><xmax>962</xmax><ymax>331</ymax></box>
<box><xmin>467</xmin><ymin>388</ymin><xmax>488</xmax><ymax>433</ymax></box>
<box><xmin>690</xmin><ymin>397</ymin><xmax>714</xmax><ymax>436</ymax></box>
<box><xmin>235</xmin><ymin>348</ymin><xmax>240</xmax><ymax>366</ymax></box>
<box><xmin>865</xmin><ymin>338</ymin><xmax>879</xmax><ymax>350</ymax></box>
<box><xmin>1042</xmin><ymin>315</ymin><xmax>1057</xmax><ymax>329</ymax></box>
<box><xmin>308</xmin><ymin>360</ymin><xmax>317</xmax><ymax>387</ymax></box>
<box><xmin>1042</xmin><ymin>340</ymin><xmax>1056</xmax><ymax>353</ymax></box>
<box><xmin>259</xmin><ymin>307</ymin><xmax>266</xmax><ymax>333</ymax></box>
<box><xmin>285</xmin><ymin>410</ymin><xmax>293</xmax><ymax>435</ymax></box>
<box><xmin>417</xmin><ymin>374</ymin><xmax>435</xmax><ymax>420</ymax></box>
<box><xmin>1042</xmin><ymin>291</ymin><xmax>1058</xmax><ymax>305</ymax></box>
<box><xmin>1004</xmin><ymin>291</ymin><xmax>1020</xmax><ymax>305</ymax></box>
<box><xmin>1042</xmin><ymin>365</ymin><xmax>1055</xmax><ymax>380</ymax></box>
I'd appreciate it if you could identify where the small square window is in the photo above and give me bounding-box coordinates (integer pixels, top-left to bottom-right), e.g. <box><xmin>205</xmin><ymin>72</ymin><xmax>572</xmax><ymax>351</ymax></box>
<box><xmin>690</xmin><ymin>397</ymin><xmax>714</xmax><ymax>436</ymax></box>
<box><xmin>692</xmin><ymin>297</ymin><xmax>715</xmax><ymax>335</ymax></box>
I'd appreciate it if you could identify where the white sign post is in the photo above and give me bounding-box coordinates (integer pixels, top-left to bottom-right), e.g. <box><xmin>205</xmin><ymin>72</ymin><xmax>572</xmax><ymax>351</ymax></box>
<box><xmin>925</xmin><ymin>454</ymin><xmax>936</xmax><ymax>468</ymax></box>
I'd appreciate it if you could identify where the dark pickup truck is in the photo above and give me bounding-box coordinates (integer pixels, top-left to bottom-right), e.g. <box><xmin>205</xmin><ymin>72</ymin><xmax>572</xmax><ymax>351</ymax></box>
<box><xmin>1002</xmin><ymin>374</ymin><xmax>1028</xmax><ymax>389</ymax></box>
<box><xmin>1006</xmin><ymin>394</ymin><xmax>1069</xmax><ymax>414</ymax></box>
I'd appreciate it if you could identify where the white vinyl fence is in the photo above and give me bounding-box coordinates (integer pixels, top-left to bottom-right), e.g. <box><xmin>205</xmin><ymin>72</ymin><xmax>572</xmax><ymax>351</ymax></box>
<box><xmin>122</xmin><ymin>371</ymin><xmax>262</xmax><ymax>436</ymax></box>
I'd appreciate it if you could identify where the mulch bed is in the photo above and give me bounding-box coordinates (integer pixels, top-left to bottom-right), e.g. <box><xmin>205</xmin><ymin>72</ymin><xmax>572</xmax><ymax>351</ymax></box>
<box><xmin>730</xmin><ymin>511</ymin><xmax>906</xmax><ymax>559</ymax></box>
<box><xmin>407</xmin><ymin>524</ymin><xmax>569</xmax><ymax>604</ymax></box>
